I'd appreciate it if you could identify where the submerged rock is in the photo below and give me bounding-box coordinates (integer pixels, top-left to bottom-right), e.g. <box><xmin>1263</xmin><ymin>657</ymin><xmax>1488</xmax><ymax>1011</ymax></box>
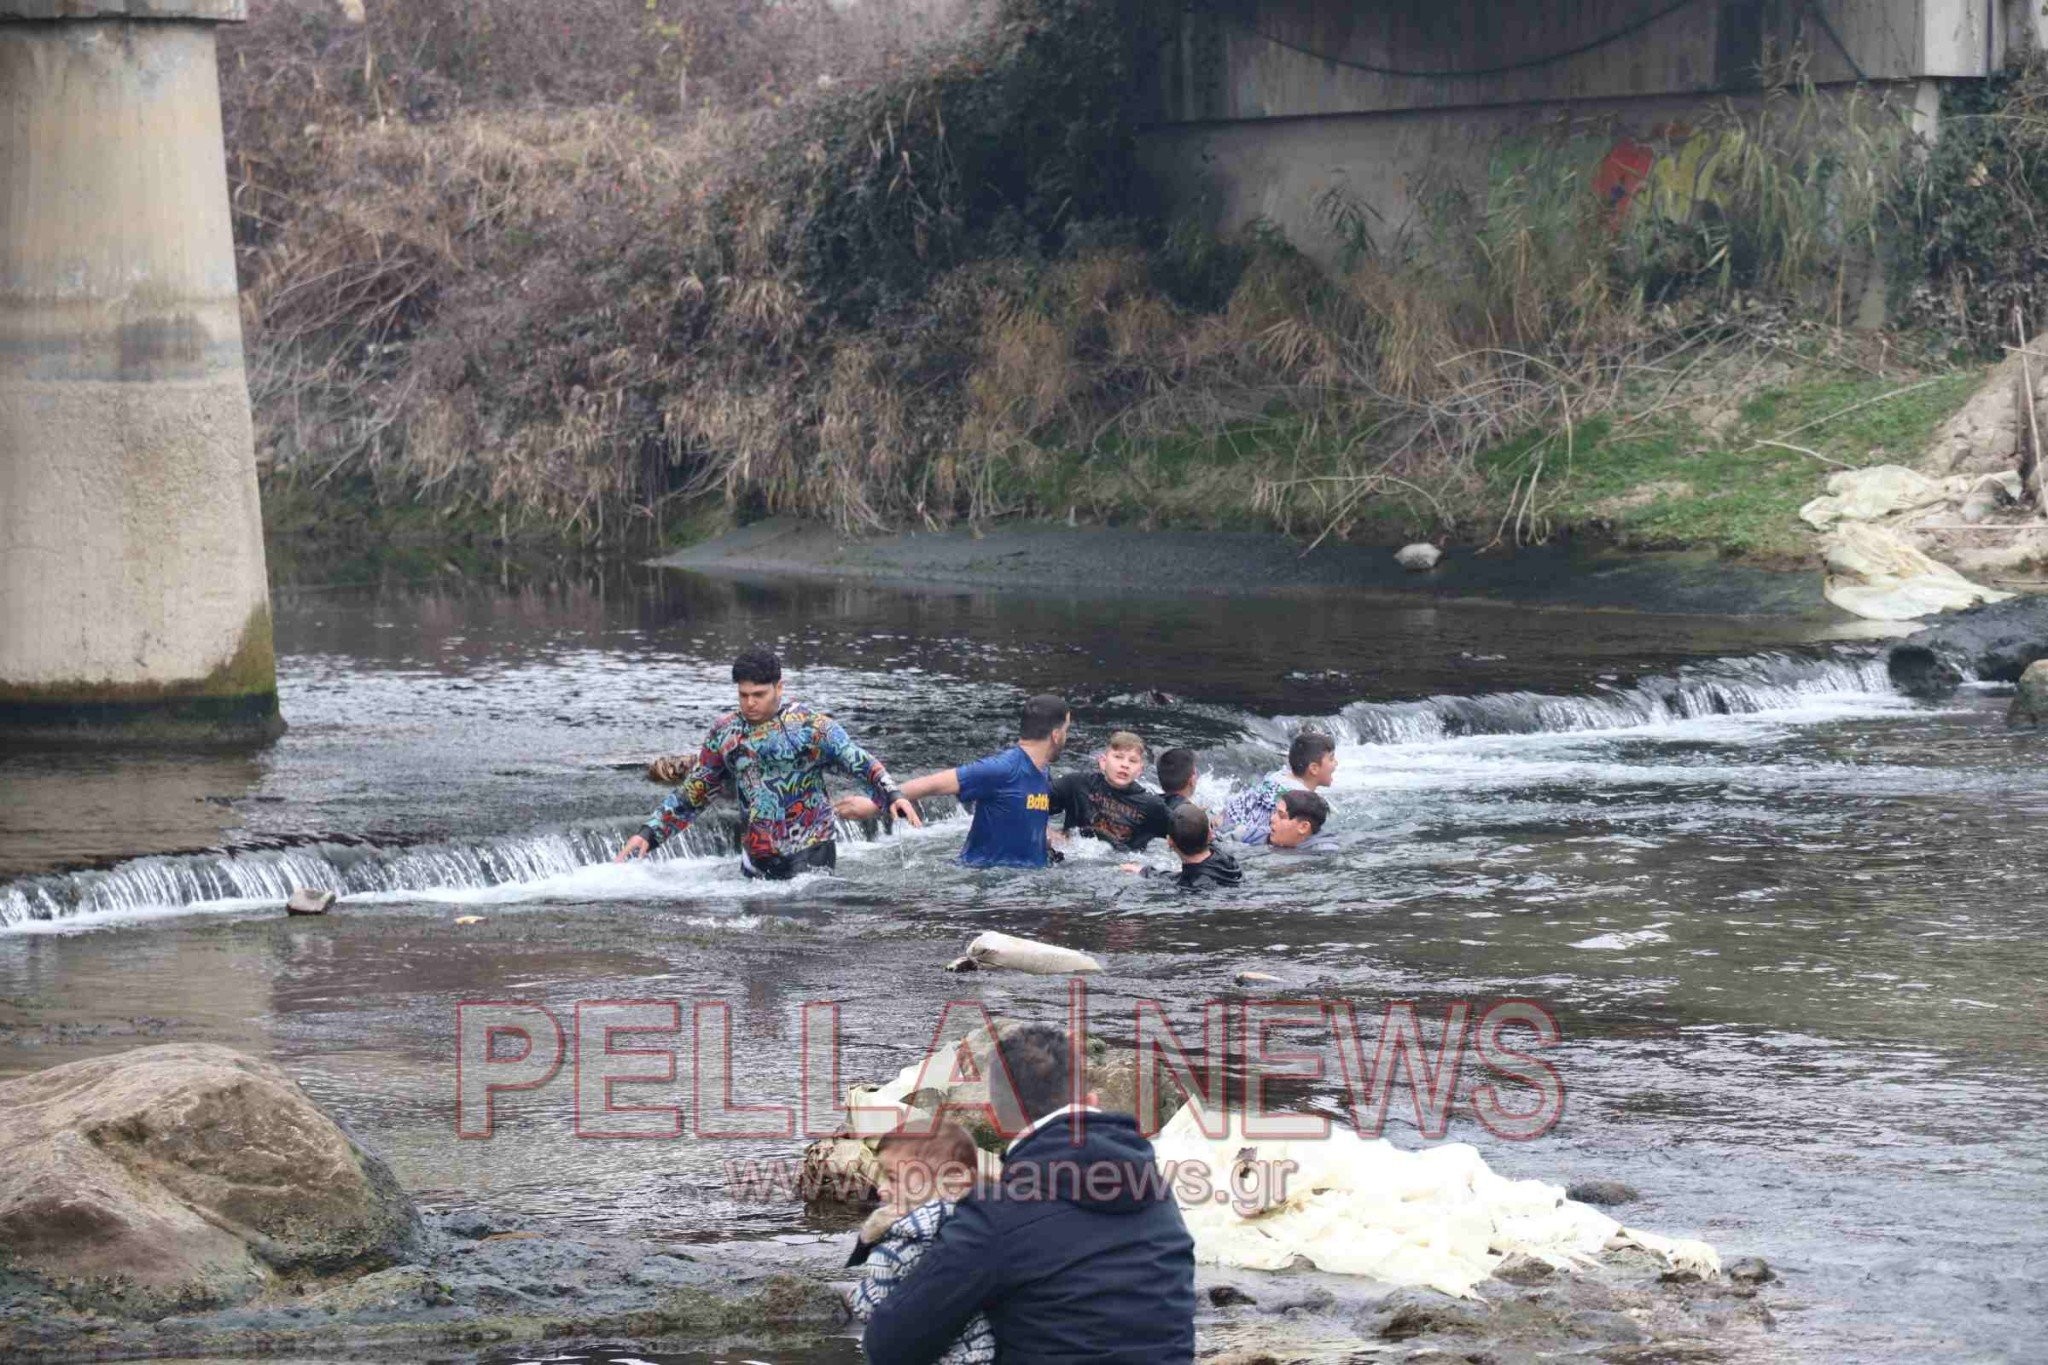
<box><xmin>1395</xmin><ymin>543</ymin><xmax>1441</xmax><ymax>572</ymax></box>
<box><xmin>0</xmin><ymin>1043</ymin><xmax>421</xmax><ymax>1315</ymax></box>
<box><xmin>1727</xmin><ymin>1255</ymin><xmax>1776</xmax><ymax>1285</ymax></box>
<box><xmin>1887</xmin><ymin>594</ymin><xmax>2048</xmax><ymax>697</ymax></box>
<box><xmin>1566</xmin><ymin>1178</ymin><xmax>1640</xmax><ymax>1207</ymax></box>
<box><xmin>2010</xmin><ymin>659</ymin><xmax>2048</xmax><ymax>726</ymax></box>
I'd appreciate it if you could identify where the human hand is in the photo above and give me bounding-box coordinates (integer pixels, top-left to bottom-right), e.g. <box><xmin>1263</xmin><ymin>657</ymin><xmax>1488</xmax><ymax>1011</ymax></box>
<box><xmin>615</xmin><ymin>834</ymin><xmax>650</xmax><ymax>862</ymax></box>
<box><xmin>859</xmin><ymin>1203</ymin><xmax>901</xmax><ymax>1245</ymax></box>
<box><xmin>835</xmin><ymin>794</ymin><xmax>881</xmax><ymax>821</ymax></box>
<box><xmin>889</xmin><ymin>797</ymin><xmax>924</xmax><ymax>828</ymax></box>
<box><xmin>1118</xmin><ymin>862</ymin><xmax>1141</xmax><ymax>875</ymax></box>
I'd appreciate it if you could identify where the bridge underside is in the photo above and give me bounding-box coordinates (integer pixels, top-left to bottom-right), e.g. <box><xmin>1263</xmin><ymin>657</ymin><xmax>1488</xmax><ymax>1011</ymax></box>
<box><xmin>1142</xmin><ymin>0</ymin><xmax>2029</xmax><ymax>263</ymax></box>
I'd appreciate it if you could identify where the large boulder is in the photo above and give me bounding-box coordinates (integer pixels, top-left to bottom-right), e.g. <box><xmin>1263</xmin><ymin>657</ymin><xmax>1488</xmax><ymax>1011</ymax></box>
<box><xmin>0</xmin><ymin>1044</ymin><xmax>421</xmax><ymax>1315</ymax></box>
<box><xmin>1887</xmin><ymin>594</ymin><xmax>2048</xmax><ymax>697</ymax></box>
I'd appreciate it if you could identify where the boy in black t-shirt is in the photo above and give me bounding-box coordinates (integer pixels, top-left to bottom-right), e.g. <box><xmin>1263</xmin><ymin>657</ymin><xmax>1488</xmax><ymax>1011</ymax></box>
<box><xmin>1124</xmin><ymin>803</ymin><xmax>1242</xmax><ymax>890</ymax></box>
<box><xmin>1051</xmin><ymin>731</ymin><xmax>1173</xmax><ymax>852</ymax></box>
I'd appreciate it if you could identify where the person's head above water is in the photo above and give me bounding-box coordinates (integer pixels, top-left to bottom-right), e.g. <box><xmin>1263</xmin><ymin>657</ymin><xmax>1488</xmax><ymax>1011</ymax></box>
<box><xmin>1288</xmin><ymin>731</ymin><xmax>1338</xmax><ymax>789</ymax></box>
<box><xmin>1268</xmin><ymin>788</ymin><xmax>1329</xmax><ymax>848</ymax></box>
<box><xmin>1168</xmin><ymin>801</ymin><xmax>1211</xmax><ymax>858</ymax></box>
<box><xmin>1098</xmin><ymin>731</ymin><xmax>1147</xmax><ymax>788</ymax></box>
<box><xmin>994</xmin><ymin>1021</ymin><xmax>1091</xmax><ymax>1127</ymax></box>
<box><xmin>732</xmin><ymin>647</ymin><xmax>784</xmax><ymax>723</ymax></box>
<box><xmin>1019</xmin><ymin>694</ymin><xmax>1072</xmax><ymax>761</ymax></box>
<box><xmin>1157</xmin><ymin>747</ymin><xmax>1197</xmax><ymax>800</ymax></box>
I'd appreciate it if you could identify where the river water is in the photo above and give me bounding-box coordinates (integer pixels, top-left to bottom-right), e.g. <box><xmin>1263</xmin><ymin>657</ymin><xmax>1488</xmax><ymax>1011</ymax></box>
<box><xmin>2</xmin><ymin>557</ymin><xmax>2044</xmax><ymax>1363</ymax></box>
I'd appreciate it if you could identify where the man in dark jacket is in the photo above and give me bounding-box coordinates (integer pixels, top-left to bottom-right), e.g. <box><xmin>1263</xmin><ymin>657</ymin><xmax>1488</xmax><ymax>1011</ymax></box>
<box><xmin>861</xmin><ymin>1024</ymin><xmax>1196</xmax><ymax>1364</ymax></box>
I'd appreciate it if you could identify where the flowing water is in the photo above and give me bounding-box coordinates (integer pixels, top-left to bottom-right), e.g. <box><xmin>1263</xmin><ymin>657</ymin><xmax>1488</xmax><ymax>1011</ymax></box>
<box><xmin>2</xmin><ymin>557</ymin><xmax>2044</xmax><ymax>1363</ymax></box>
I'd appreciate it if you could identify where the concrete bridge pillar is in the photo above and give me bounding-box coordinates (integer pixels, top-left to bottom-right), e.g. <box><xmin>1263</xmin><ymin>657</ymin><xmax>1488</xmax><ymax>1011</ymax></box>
<box><xmin>0</xmin><ymin>0</ymin><xmax>280</xmax><ymax>745</ymax></box>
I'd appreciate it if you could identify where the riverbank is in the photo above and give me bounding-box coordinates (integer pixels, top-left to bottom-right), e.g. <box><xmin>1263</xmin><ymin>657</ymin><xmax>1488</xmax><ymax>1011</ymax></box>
<box><xmin>261</xmin><ymin>351</ymin><xmax>2001</xmax><ymax>610</ymax></box>
<box><xmin>0</xmin><ymin>1209</ymin><xmax>1780</xmax><ymax>1364</ymax></box>
<box><xmin>660</xmin><ymin>516</ymin><xmax>1861</xmax><ymax>621</ymax></box>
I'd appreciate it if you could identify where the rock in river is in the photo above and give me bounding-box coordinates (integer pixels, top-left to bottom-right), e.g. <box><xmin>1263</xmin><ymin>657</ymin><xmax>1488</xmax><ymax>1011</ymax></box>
<box><xmin>0</xmin><ymin>1043</ymin><xmax>421</xmax><ymax>1314</ymax></box>
<box><xmin>2011</xmin><ymin>659</ymin><xmax>2048</xmax><ymax>727</ymax></box>
<box><xmin>1887</xmin><ymin>594</ymin><xmax>2048</xmax><ymax>697</ymax></box>
<box><xmin>1395</xmin><ymin>543</ymin><xmax>1442</xmax><ymax>571</ymax></box>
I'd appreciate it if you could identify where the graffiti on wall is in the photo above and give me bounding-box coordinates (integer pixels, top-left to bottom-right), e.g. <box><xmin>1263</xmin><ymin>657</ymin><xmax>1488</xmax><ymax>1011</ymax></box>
<box><xmin>1592</xmin><ymin>124</ymin><xmax>1744</xmax><ymax>228</ymax></box>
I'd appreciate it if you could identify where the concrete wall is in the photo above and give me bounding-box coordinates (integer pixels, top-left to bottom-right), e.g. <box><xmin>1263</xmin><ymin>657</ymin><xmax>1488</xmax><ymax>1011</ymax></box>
<box><xmin>1140</xmin><ymin>0</ymin><xmax>2010</xmax><ymax>261</ymax></box>
<box><xmin>0</xmin><ymin>9</ymin><xmax>280</xmax><ymax>744</ymax></box>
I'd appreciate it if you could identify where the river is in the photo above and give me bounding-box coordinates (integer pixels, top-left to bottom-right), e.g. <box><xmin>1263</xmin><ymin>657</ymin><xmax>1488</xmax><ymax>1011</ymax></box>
<box><xmin>2</xmin><ymin>553</ymin><xmax>2043</xmax><ymax>1363</ymax></box>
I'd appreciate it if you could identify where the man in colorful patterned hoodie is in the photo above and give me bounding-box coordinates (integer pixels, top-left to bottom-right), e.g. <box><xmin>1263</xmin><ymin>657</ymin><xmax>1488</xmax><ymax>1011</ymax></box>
<box><xmin>615</xmin><ymin>648</ymin><xmax>921</xmax><ymax>879</ymax></box>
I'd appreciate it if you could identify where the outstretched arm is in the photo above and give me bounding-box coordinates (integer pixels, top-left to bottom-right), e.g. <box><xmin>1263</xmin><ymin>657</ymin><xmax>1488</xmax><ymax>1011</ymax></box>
<box><xmin>897</xmin><ymin>768</ymin><xmax>962</xmax><ymax>801</ymax></box>
<box><xmin>838</xmin><ymin>766</ymin><xmax>958</xmax><ymax>822</ymax></box>
<box><xmin>616</xmin><ymin>742</ymin><xmax>728</xmax><ymax>860</ymax></box>
<box><xmin>862</xmin><ymin>1203</ymin><xmax>1005</xmax><ymax>1365</ymax></box>
<box><xmin>820</xmin><ymin>719</ymin><xmax>922</xmax><ymax>828</ymax></box>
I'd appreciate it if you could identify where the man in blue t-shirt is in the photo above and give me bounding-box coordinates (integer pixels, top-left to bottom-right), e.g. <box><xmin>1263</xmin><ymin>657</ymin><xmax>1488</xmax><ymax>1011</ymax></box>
<box><xmin>894</xmin><ymin>695</ymin><xmax>1071</xmax><ymax>868</ymax></box>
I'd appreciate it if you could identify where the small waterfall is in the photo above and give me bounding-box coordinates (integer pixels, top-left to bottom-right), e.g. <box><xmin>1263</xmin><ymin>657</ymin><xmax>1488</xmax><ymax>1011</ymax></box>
<box><xmin>1</xmin><ymin>648</ymin><xmax>1895</xmax><ymax>931</ymax></box>
<box><xmin>0</xmin><ymin>811</ymin><xmax>918</xmax><ymax>931</ymax></box>
<box><xmin>1241</xmin><ymin>649</ymin><xmax>1894</xmax><ymax>751</ymax></box>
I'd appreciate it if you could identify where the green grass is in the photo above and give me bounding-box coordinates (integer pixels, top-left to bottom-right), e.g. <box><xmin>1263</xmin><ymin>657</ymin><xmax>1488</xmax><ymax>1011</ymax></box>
<box><xmin>1010</xmin><ymin>362</ymin><xmax>1989</xmax><ymax>561</ymax></box>
<box><xmin>1476</xmin><ymin>367</ymin><xmax>1990</xmax><ymax>562</ymax></box>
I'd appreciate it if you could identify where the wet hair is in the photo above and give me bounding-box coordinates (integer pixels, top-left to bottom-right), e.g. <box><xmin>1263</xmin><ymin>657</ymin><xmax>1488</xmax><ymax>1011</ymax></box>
<box><xmin>1020</xmin><ymin>694</ymin><xmax>1071</xmax><ymax>741</ymax></box>
<box><xmin>1169</xmin><ymin>802</ymin><xmax>1212</xmax><ymax>857</ymax></box>
<box><xmin>1105</xmin><ymin>730</ymin><xmax>1146</xmax><ymax>756</ymax></box>
<box><xmin>1287</xmin><ymin>731</ymin><xmax>1336</xmax><ymax>777</ymax></box>
<box><xmin>1278</xmin><ymin>788</ymin><xmax>1329</xmax><ymax>834</ymax></box>
<box><xmin>877</xmin><ymin>1119</ymin><xmax>980</xmax><ymax>1184</ymax></box>
<box><xmin>994</xmin><ymin>1023</ymin><xmax>1074</xmax><ymax>1123</ymax></box>
<box><xmin>732</xmin><ymin>648</ymin><xmax>782</xmax><ymax>685</ymax></box>
<box><xmin>1157</xmin><ymin>747</ymin><xmax>1197</xmax><ymax>795</ymax></box>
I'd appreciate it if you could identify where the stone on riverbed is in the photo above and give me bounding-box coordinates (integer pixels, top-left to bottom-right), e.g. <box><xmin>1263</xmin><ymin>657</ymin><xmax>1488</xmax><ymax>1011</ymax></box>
<box><xmin>2009</xmin><ymin>659</ymin><xmax>2048</xmax><ymax>726</ymax></box>
<box><xmin>1395</xmin><ymin>543</ymin><xmax>1441</xmax><ymax>571</ymax></box>
<box><xmin>0</xmin><ymin>1043</ymin><xmax>421</xmax><ymax>1315</ymax></box>
<box><xmin>1566</xmin><ymin>1178</ymin><xmax>1641</xmax><ymax>1207</ymax></box>
<box><xmin>285</xmin><ymin>888</ymin><xmax>335</xmax><ymax>916</ymax></box>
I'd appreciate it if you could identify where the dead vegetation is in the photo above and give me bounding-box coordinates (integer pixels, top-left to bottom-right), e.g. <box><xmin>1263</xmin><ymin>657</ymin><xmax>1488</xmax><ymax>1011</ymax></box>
<box><xmin>222</xmin><ymin>4</ymin><xmax>2048</xmax><ymax>551</ymax></box>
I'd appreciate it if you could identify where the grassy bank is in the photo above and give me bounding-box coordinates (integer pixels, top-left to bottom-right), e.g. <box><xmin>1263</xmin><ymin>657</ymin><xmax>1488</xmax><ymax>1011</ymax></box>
<box><xmin>265</xmin><ymin>355</ymin><xmax>1991</xmax><ymax>573</ymax></box>
<box><xmin>228</xmin><ymin>1</ymin><xmax>2029</xmax><ymax>571</ymax></box>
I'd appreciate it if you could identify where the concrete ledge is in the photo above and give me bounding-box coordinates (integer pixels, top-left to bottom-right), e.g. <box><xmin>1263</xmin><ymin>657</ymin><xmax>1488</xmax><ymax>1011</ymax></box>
<box><xmin>0</xmin><ymin>0</ymin><xmax>245</xmax><ymax>21</ymax></box>
<box><xmin>0</xmin><ymin>693</ymin><xmax>282</xmax><ymax>749</ymax></box>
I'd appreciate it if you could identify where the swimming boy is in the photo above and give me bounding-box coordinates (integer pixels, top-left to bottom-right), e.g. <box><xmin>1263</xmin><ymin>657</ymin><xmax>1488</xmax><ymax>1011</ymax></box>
<box><xmin>1051</xmin><ymin>731</ymin><xmax>1173</xmax><ymax>852</ymax></box>
<box><xmin>1124</xmin><ymin>803</ymin><xmax>1243</xmax><ymax>890</ymax></box>
<box><xmin>1157</xmin><ymin>747</ymin><xmax>1198</xmax><ymax>816</ymax></box>
<box><xmin>1252</xmin><ymin>788</ymin><xmax>1332</xmax><ymax>850</ymax></box>
<box><xmin>1219</xmin><ymin>731</ymin><xmax>1338</xmax><ymax>846</ymax></box>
